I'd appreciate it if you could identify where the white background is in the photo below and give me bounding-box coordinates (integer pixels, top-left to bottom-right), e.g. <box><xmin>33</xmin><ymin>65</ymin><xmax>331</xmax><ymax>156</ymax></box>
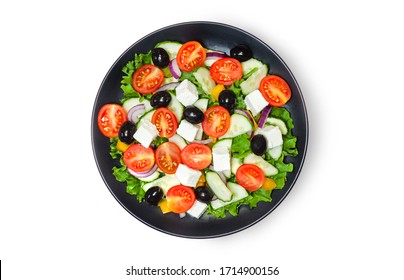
<box><xmin>1</xmin><ymin>0</ymin><xmax>403</xmax><ymax>279</ymax></box>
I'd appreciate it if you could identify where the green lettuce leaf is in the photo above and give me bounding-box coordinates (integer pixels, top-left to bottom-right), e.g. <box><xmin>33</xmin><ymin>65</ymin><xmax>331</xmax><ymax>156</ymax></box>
<box><xmin>231</xmin><ymin>133</ymin><xmax>251</xmax><ymax>159</ymax></box>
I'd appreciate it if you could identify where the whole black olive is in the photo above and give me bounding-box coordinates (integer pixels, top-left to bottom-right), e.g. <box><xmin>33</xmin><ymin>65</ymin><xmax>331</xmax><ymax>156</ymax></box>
<box><xmin>145</xmin><ymin>186</ymin><xmax>164</xmax><ymax>206</ymax></box>
<box><xmin>151</xmin><ymin>91</ymin><xmax>172</xmax><ymax>108</ymax></box>
<box><xmin>151</xmin><ymin>48</ymin><xmax>170</xmax><ymax>68</ymax></box>
<box><xmin>230</xmin><ymin>45</ymin><xmax>253</xmax><ymax>62</ymax></box>
<box><xmin>250</xmin><ymin>134</ymin><xmax>267</xmax><ymax>156</ymax></box>
<box><xmin>118</xmin><ymin>121</ymin><xmax>137</xmax><ymax>144</ymax></box>
<box><xmin>218</xmin><ymin>90</ymin><xmax>236</xmax><ymax>113</ymax></box>
<box><xmin>183</xmin><ymin>106</ymin><xmax>204</xmax><ymax>124</ymax></box>
<box><xmin>195</xmin><ymin>187</ymin><xmax>214</xmax><ymax>203</ymax></box>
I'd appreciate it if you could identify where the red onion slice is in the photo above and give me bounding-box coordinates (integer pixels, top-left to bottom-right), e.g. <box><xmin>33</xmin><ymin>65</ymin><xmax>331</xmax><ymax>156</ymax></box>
<box><xmin>206</xmin><ymin>52</ymin><xmax>227</xmax><ymax>59</ymax></box>
<box><xmin>168</xmin><ymin>59</ymin><xmax>181</xmax><ymax>79</ymax></box>
<box><xmin>258</xmin><ymin>105</ymin><xmax>272</xmax><ymax>128</ymax></box>
<box><xmin>127</xmin><ymin>164</ymin><xmax>158</xmax><ymax>178</ymax></box>
<box><xmin>127</xmin><ymin>104</ymin><xmax>146</xmax><ymax>124</ymax></box>
<box><xmin>158</xmin><ymin>82</ymin><xmax>180</xmax><ymax>92</ymax></box>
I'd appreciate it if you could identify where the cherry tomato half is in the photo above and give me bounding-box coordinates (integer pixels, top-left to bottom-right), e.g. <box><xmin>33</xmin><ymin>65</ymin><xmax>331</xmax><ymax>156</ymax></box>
<box><xmin>97</xmin><ymin>104</ymin><xmax>127</xmax><ymax>138</ymax></box>
<box><xmin>166</xmin><ymin>185</ymin><xmax>196</xmax><ymax>213</ymax></box>
<box><xmin>180</xmin><ymin>143</ymin><xmax>212</xmax><ymax>170</ymax></box>
<box><xmin>155</xmin><ymin>142</ymin><xmax>182</xmax><ymax>174</ymax></box>
<box><xmin>132</xmin><ymin>64</ymin><xmax>164</xmax><ymax>94</ymax></box>
<box><xmin>176</xmin><ymin>41</ymin><xmax>206</xmax><ymax>72</ymax></box>
<box><xmin>210</xmin><ymin>57</ymin><xmax>243</xmax><ymax>86</ymax></box>
<box><xmin>236</xmin><ymin>164</ymin><xmax>265</xmax><ymax>191</ymax></box>
<box><xmin>151</xmin><ymin>108</ymin><xmax>178</xmax><ymax>138</ymax></box>
<box><xmin>202</xmin><ymin>105</ymin><xmax>231</xmax><ymax>138</ymax></box>
<box><xmin>259</xmin><ymin>75</ymin><xmax>291</xmax><ymax>107</ymax></box>
<box><xmin>123</xmin><ymin>144</ymin><xmax>155</xmax><ymax>173</ymax></box>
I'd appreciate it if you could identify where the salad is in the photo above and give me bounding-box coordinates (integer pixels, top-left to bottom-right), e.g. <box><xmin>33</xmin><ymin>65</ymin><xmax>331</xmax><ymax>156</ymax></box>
<box><xmin>97</xmin><ymin>40</ymin><xmax>298</xmax><ymax>218</ymax></box>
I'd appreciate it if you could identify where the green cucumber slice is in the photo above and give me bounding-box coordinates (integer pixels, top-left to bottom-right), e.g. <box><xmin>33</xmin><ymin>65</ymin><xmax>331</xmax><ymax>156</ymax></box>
<box><xmin>219</xmin><ymin>113</ymin><xmax>253</xmax><ymax>139</ymax></box>
<box><xmin>206</xmin><ymin>171</ymin><xmax>232</xmax><ymax>202</ymax></box>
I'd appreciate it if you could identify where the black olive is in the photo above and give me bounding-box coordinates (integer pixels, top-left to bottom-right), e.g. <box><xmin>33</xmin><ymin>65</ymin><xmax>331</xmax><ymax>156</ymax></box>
<box><xmin>145</xmin><ymin>186</ymin><xmax>164</xmax><ymax>206</ymax></box>
<box><xmin>151</xmin><ymin>48</ymin><xmax>170</xmax><ymax>68</ymax></box>
<box><xmin>218</xmin><ymin>90</ymin><xmax>236</xmax><ymax>113</ymax></box>
<box><xmin>230</xmin><ymin>45</ymin><xmax>253</xmax><ymax>62</ymax></box>
<box><xmin>118</xmin><ymin>121</ymin><xmax>137</xmax><ymax>144</ymax></box>
<box><xmin>195</xmin><ymin>187</ymin><xmax>214</xmax><ymax>203</ymax></box>
<box><xmin>183</xmin><ymin>106</ymin><xmax>204</xmax><ymax>124</ymax></box>
<box><xmin>250</xmin><ymin>134</ymin><xmax>267</xmax><ymax>156</ymax></box>
<box><xmin>150</xmin><ymin>91</ymin><xmax>171</xmax><ymax>108</ymax></box>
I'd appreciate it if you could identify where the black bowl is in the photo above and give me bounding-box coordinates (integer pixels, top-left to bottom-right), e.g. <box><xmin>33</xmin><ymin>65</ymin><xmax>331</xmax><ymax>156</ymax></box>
<box><xmin>91</xmin><ymin>21</ymin><xmax>308</xmax><ymax>238</ymax></box>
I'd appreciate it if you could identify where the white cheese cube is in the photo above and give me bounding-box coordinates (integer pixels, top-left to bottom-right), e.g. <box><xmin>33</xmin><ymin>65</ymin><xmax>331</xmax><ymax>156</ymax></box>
<box><xmin>187</xmin><ymin>200</ymin><xmax>207</xmax><ymax>218</ymax></box>
<box><xmin>175</xmin><ymin>164</ymin><xmax>202</xmax><ymax>187</ymax></box>
<box><xmin>133</xmin><ymin>120</ymin><xmax>158</xmax><ymax>148</ymax></box>
<box><xmin>245</xmin><ymin>89</ymin><xmax>269</xmax><ymax>116</ymax></box>
<box><xmin>212</xmin><ymin>146</ymin><xmax>231</xmax><ymax>172</ymax></box>
<box><xmin>176</xmin><ymin>120</ymin><xmax>199</xmax><ymax>142</ymax></box>
<box><xmin>255</xmin><ymin>125</ymin><xmax>283</xmax><ymax>149</ymax></box>
<box><xmin>175</xmin><ymin>79</ymin><xmax>199</xmax><ymax>106</ymax></box>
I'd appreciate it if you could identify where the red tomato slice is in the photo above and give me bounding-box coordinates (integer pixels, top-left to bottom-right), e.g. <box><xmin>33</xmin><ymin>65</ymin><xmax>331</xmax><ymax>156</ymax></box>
<box><xmin>236</xmin><ymin>164</ymin><xmax>265</xmax><ymax>191</ymax></box>
<box><xmin>132</xmin><ymin>64</ymin><xmax>164</xmax><ymax>94</ymax></box>
<box><xmin>259</xmin><ymin>75</ymin><xmax>291</xmax><ymax>107</ymax></box>
<box><xmin>210</xmin><ymin>57</ymin><xmax>243</xmax><ymax>86</ymax></box>
<box><xmin>202</xmin><ymin>105</ymin><xmax>231</xmax><ymax>138</ymax></box>
<box><xmin>155</xmin><ymin>142</ymin><xmax>182</xmax><ymax>174</ymax></box>
<box><xmin>180</xmin><ymin>143</ymin><xmax>212</xmax><ymax>170</ymax></box>
<box><xmin>151</xmin><ymin>108</ymin><xmax>178</xmax><ymax>138</ymax></box>
<box><xmin>97</xmin><ymin>104</ymin><xmax>127</xmax><ymax>138</ymax></box>
<box><xmin>166</xmin><ymin>185</ymin><xmax>196</xmax><ymax>213</ymax></box>
<box><xmin>123</xmin><ymin>144</ymin><xmax>155</xmax><ymax>173</ymax></box>
<box><xmin>176</xmin><ymin>41</ymin><xmax>206</xmax><ymax>72</ymax></box>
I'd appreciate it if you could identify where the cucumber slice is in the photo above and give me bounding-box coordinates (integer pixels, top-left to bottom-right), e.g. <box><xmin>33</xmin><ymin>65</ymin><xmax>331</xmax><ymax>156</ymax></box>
<box><xmin>212</xmin><ymin>138</ymin><xmax>232</xmax><ymax>150</ymax></box>
<box><xmin>219</xmin><ymin>113</ymin><xmax>253</xmax><ymax>139</ymax></box>
<box><xmin>231</xmin><ymin>157</ymin><xmax>243</xmax><ymax>175</ymax></box>
<box><xmin>142</xmin><ymin>174</ymin><xmax>180</xmax><ymax>194</ymax></box>
<box><xmin>206</xmin><ymin>171</ymin><xmax>232</xmax><ymax>202</ymax></box>
<box><xmin>268</xmin><ymin>145</ymin><xmax>283</xmax><ymax>160</ymax></box>
<box><xmin>163</xmin><ymin>76</ymin><xmax>178</xmax><ymax>85</ymax></box>
<box><xmin>136</xmin><ymin>109</ymin><xmax>155</xmax><ymax>129</ymax></box>
<box><xmin>211</xmin><ymin>182</ymin><xmax>248</xmax><ymax>210</ymax></box>
<box><xmin>240</xmin><ymin>64</ymin><xmax>268</xmax><ymax>95</ymax></box>
<box><xmin>266</xmin><ymin>117</ymin><xmax>288</xmax><ymax>135</ymax></box>
<box><xmin>193</xmin><ymin>67</ymin><xmax>216</xmax><ymax>95</ymax></box>
<box><xmin>155</xmin><ymin>41</ymin><xmax>182</xmax><ymax>61</ymax></box>
<box><xmin>244</xmin><ymin>154</ymin><xmax>278</xmax><ymax>176</ymax></box>
<box><xmin>137</xmin><ymin>170</ymin><xmax>161</xmax><ymax>182</ymax></box>
<box><xmin>193</xmin><ymin>98</ymin><xmax>209</xmax><ymax>112</ymax></box>
<box><xmin>241</xmin><ymin>58</ymin><xmax>267</xmax><ymax>76</ymax></box>
<box><xmin>122</xmin><ymin>97</ymin><xmax>153</xmax><ymax>112</ymax></box>
<box><xmin>168</xmin><ymin>134</ymin><xmax>187</xmax><ymax>150</ymax></box>
<box><xmin>167</xmin><ymin>93</ymin><xmax>184</xmax><ymax>121</ymax></box>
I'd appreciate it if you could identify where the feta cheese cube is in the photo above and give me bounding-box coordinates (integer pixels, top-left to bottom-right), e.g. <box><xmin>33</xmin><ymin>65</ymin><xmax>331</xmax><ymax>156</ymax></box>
<box><xmin>212</xmin><ymin>146</ymin><xmax>231</xmax><ymax>172</ymax></box>
<box><xmin>176</xmin><ymin>119</ymin><xmax>199</xmax><ymax>142</ymax></box>
<box><xmin>133</xmin><ymin>120</ymin><xmax>158</xmax><ymax>148</ymax></box>
<box><xmin>175</xmin><ymin>164</ymin><xmax>202</xmax><ymax>187</ymax></box>
<box><xmin>175</xmin><ymin>79</ymin><xmax>199</xmax><ymax>106</ymax></box>
<box><xmin>255</xmin><ymin>125</ymin><xmax>283</xmax><ymax>149</ymax></box>
<box><xmin>187</xmin><ymin>200</ymin><xmax>207</xmax><ymax>218</ymax></box>
<box><xmin>245</xmin><ymin>89</ymin><xmax>269</xmax><ymax>116</ymax></box>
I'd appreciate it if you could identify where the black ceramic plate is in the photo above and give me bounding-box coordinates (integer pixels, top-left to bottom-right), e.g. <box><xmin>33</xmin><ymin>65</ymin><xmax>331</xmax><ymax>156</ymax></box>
<box><xmin>91</xmin><ymin>21</ymin><xmax>308</xmax><ymax>238</ymax></box>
